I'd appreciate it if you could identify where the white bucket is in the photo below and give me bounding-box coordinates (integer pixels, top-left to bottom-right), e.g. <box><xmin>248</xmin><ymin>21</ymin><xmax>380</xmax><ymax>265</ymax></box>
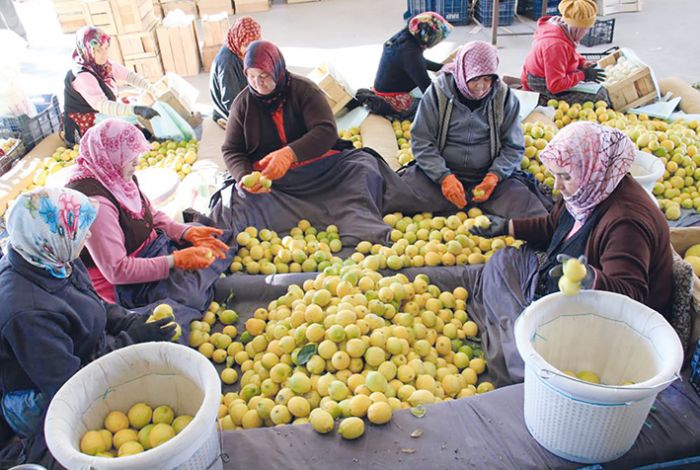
<box><xmin>45</xmin><ymin>343</ymin><xmax>222</xmax><ymax>470</ymax></box>
<box><xmin>631</xmin><ymin>150</ymin><xmax>664</xmax><ymax>206</ymax></box>
<box><xmin>514</xmin><ymin>291</ymin><xmax>683</xmax><ymax>463</ymax></box>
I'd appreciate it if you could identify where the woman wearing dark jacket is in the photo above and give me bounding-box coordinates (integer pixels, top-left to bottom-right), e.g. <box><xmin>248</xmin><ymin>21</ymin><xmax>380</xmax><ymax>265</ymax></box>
<box><xmin>216</xmin><ymin>40</ymin><xmax>393</xmax><ymax>246</ymax></box>
<box><xmin>0</xmin><ymin>188</ymin><xmax>174</xmax><ymax>469</ymax></box>
<box><xmin>356</xmin><ymin>12</ymin><xmax>452</xmax><ymax>119</ymax></box>
<box><xmin>210</xmin><ymin>16</ymin><xmax>262</xmax><ymax>126</ymax></box>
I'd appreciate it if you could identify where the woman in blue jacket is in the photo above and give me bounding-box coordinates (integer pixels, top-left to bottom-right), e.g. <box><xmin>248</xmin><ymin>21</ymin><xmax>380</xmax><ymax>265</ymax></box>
<box><xmin>356</xmin><ymin>12</ymin><xmax>452</xmax><ymax>119</ymax></box>
<box><xmin>0</xmin><ymin>187</ymin><xmax>174</xmax><ymax>468</ymax></box>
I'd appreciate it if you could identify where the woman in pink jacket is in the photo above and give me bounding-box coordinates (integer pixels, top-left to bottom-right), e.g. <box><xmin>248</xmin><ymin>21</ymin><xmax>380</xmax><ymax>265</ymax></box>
<box><xmin>66</xmin><ymin>119</ymin><xmax>232</xmax><ymax>311</ymax></box>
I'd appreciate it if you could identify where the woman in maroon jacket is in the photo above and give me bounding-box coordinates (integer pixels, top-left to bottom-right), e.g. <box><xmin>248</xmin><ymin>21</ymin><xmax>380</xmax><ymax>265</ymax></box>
<box><xmin>476</xmin><ymin>121</ymin><xmax>673</xmax><ymax>313</ymax></box>
<box><xmin>470</xmin><ymin>121</ymin><xmax>674</xmax><ymax>385</ymax></box>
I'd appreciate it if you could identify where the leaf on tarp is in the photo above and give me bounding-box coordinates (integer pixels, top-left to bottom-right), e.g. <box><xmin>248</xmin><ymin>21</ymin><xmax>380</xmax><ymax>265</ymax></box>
<box><xmin>226</xmin><ymin>356</ymin><xmax>234</xmax><ymax>368</ymax></box>
<box><xmin>223</xmin><ymin>290</ymin><xmax>235</xmax><ymax>308</ymax></box>
<box><xmin>401</xmin><ymin>448</ymin><xmax>416</xmax><ymax>454</ymax></box>
<box><xmin>410</xmin><ymin>429</ymin><xmax>423</xmax><ymax>438</ymax></box>
<box><xmin>410</xmin><ymin>405</ymin><xmax>427</xmax><ymax>418</ymax></box>
<box><xmin>297</xmin><ymin>344</ymin><xmax>317</xmax><ymax>366</ymax></box>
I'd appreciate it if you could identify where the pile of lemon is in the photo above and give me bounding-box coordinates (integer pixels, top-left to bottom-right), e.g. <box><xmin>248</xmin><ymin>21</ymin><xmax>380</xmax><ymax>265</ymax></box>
<box><xmin>392</xmin><ymin>119</ymin><xmax>414</xmax><ymax>166</ymax></box>
<box><xmin>339</xmin><ymin>127</ymin><xmax>363</xmax><ymax>149</ymax></box>
<box><xmin>138</xmin><ymin>139</ymin><xmax>199</xmax><ymax>180</ymax></box>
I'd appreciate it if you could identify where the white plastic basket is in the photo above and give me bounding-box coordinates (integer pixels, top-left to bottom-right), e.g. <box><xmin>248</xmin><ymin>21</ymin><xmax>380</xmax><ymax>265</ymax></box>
<box><xmin>514</xmin><ymin>291</ymin><xmax>683</xmax><ymax>464</ymax></box>
<box><xmin>631</xmin><ymin>150</ymin><xmax>664</xmax><ymax>206</ymax></box>
<box><xmin>44</xmin><ymin>343</ymin><xmax>222</xmax><ymax>470</ymax></box>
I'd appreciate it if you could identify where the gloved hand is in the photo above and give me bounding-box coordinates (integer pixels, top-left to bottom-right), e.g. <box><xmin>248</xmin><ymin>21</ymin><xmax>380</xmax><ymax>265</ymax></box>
<box><xmin>259</xmin><ymin>146</ymin><xmax>296</xmax><ymax>180</ymax></box>
<box><xmin>472</xmin><ymin>172</ymin><xmax>499</xmax><ymax>203</ymax></box>
<box><xmin>441</xmin><ymin>174</ymin><xmax>467</xmax><ymax>208</ymax></box>
<box><xmin>183</xmin><ymin>226</ymin><xmax>229</xmax><ymax>259</ymax></box>
<box><xmin>126</xmin><ymin>316</ymin><xmax>176</xmax><ymax>343</ymax></box>
<box><xmin>582</xmin><ymin>67</ymin><xmax>606</xmax><ymax>84</ymax></box>
<box><xmin>469</xmin><ymin>215</ymin><xmax>508</xmax><ymax>238</ymax></box>
<box><xmin>548</xmin><ymin>254</ymin><xmax>596</xmax><ymax>289</ymax></box>
<box><xmin>236</xmin><ymin>180</ymin><xmax>270</xmax><ymax>195</ymax></box>
<box><xmin>173</xmin><ymin>246</ymin><xmax>216</xmax><ymax>270</ymax></box>
<box><xmin>133</xmin><ymin>105</ymin><xmax>160</xmax><ymax>120</ymax></box>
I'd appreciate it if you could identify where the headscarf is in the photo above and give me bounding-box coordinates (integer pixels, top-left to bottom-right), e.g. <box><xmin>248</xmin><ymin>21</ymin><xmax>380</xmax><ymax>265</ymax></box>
<box><xmin>7</xmin><ymin>188</ymin><xmax>97</xmax><ymax>278</ymax></box>
<box><xmin>72</xmin><ymin>26</ymin><xmax>114</xmax><ymax>88</ymax></box>
<box><xmin>243</xmin><ymin>40</ymin><xmax>290</xmax><ymax>112</ymax></box>
<box><xmin>443</xmin><ymin>41</ymin><xmax>499</xmax><ymax>100</ymax></box>
<box><xmin>408</xmin><ymin>12</ymin><xmax>453</xmax><ymax>48</ymax></box>
<box><xmin>68</xmin><ymin>119</ymin><xmax>150</xmax><ymax>218</ymax></box>
<box><xmin>550</xmin><ymin>16</ymin><xmax>589</xmax><ymax>44</ymax></box>
<box><xmin>539</xmin><ymin>122</ymin><xmax>636</xmax><ymax>222</ymax></box>
<box><xmin>226</xmin><ymin>16</ymin><xmax>262</xmax><ymax>59</ymax></box>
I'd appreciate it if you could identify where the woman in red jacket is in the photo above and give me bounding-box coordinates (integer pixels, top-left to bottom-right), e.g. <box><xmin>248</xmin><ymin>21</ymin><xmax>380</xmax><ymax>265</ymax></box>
<box><xmin>521</xmin><ymin>0</ymin><xmax>610</xmax><ymax>105</ymax></box>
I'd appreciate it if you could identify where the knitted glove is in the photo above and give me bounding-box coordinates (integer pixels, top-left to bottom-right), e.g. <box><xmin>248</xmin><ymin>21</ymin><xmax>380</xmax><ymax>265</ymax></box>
<box><xmin>259</xmin><ymin>146</ymin><xmax>296</xmax><ymax>180</ymax></box>
<box><xmin>183</xmin><ymin>226</ymin><xmax>229</xmax><ymax>259</ymax></box>
<box><xmin>133</xmin><ymin>105</ymin><xmax>160</xmax><ymax>120</ymax></box>
<box><xmin>469</xmin><ymin>215</ymin><xmax>508</xmax><ymax>238</ymax></box>
<box><xmin>126</xmin><ymin>316</ymin><xmax>176</xmax><ymax>343</ymax></box>
<box><xmin>173</xmin><ymin>246</ymin><xmax>215</xmax><ymax>270</ymax></box>
<box><xmin>582</xmin><ymin>67</ymin><xmax>606</xmax><ymax>84</ymax></box>
<box><xmin>472</xmin><ymin>172</ymin><xmax>499</xmax><ymax>202</ymax></box>
<box><xmin>441</xmin><ymin>174</ymin><xmax>467</xmax><ymax>208</ymax></box>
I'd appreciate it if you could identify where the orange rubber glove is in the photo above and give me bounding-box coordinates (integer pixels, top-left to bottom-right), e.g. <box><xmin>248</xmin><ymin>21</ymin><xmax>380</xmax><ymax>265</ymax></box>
<box><xmin>441</xmin><ymin>174</ymin><xmax>467</xmax><ymax>209</ymax></box>
<box><xmin>259</xmin><ymin>146</ymin><xmax>296</xmax><ymax>180</ymax></box>
<box><xmin>173</xmin><ymin>246</ymin><xmax>215</xmax><ymax>270</ymax></box>
<box><xmin>238</xmin><ymin>181</ymin><xmax>270</xmax><ymax>194</ymax></box>
<box><xmin>472</xmin><ymin>172</ymin><xmax>499</xmax><ymax>203</ymax></box>
<box><xmin>183</xmin><ymin>226</ymin><xmax>229</xmax><ymax>259</ymax></box>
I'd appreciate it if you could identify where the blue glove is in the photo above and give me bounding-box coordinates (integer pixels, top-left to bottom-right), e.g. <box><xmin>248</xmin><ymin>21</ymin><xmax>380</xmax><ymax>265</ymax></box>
<box><xmin>548</xmin><ymin>254</ymin><xmax>595</xmax><ymax>289</ymax></box>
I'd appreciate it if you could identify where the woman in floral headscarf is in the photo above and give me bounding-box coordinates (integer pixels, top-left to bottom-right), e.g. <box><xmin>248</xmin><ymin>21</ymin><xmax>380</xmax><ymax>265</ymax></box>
<box><xmin>395</xmin><ymin>41</ymin><xmax>548</xmax><ymax>220</ymax></box>
<box><xmin>356</xmin><ymin>12</ymin><xmax>453</xmax><ymax>119</ymax></box>
<box><xmin>473</xmin><ymin>121</ymin><xmax>673</xmax><ymax>312</ymax></box>
<box><xmin>210</xmin><ymin>16</ymin><xmax>262</xmax><ymax>126</ymax></box>
<box><xmin>0</xmin><ymin>187</ymin><xmax>175</xmax><ymax>467</ymax></box>
<box><xmin>63</xmin><ymin>26</ymin><xmax>160</xmax><ymax>145</ymax></box>
<box><xmin>67</xmin><ymin>119</ymin><xmax>231</xmax><ymax>311</ymax></box>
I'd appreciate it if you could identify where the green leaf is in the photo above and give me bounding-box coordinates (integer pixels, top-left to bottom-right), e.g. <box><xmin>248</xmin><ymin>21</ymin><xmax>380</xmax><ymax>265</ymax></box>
<box><xmin>297</xmin><ymin>344</ymin><xmax>317</xmax><ymax>366</ymax></box>
<box><xmin>222</xmin><ymin>291</ymin><xmax>235</xmax><ymax>308</ymax></box>
<box><xmin>226</xmin><ymin>356</ymin><xmax>234</xmax><ymax>368</ymax></box>
<box><xmin>410</xmin><ymin>405</ymin><xmax>427</xmax><ymax>418</ymax></box>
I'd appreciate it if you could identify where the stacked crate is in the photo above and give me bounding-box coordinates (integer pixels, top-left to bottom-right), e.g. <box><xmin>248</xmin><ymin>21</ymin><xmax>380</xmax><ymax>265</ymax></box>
<box><xmin>196</xmin><ymin>0</ymin><xmax>233</xmax><ymax>16</ymax></box>
<box><xmin>160</xmin><ymin>0</ymin><xmax>198</xmax><ymax>17</ymax></box>
<box><xmin>199</xmin><ymin>15</ymin><xmax>228</xmax><ymax>72</ymax></box>
<box><xmin>53</xmin><ymin>0</ymin><xmax>88</xmax><ymax>33</ymax></box>
<box><xmin>82</xmin><ymin>0</ymin><xmax>163</xmax><ymax>79</ymax></box>
<box><xmin>596</xmin><ymin>0</ymin><xmax>641</xmax><ymax>15</ymax></box>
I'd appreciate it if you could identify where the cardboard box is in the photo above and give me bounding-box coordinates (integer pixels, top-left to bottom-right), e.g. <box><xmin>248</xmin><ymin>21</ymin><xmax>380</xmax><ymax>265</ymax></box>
<box><xmin>596</xmin><ymin>0</ymin><xmax>641</xmax><ymax>15</ymax></box>
<box><xmin>117</xmin><ymin>26</ymin><xmax>159</xmax><ymax>60</ymax></box>
<box><xmin>200</xmin><ymin>15</ymin><xmax>228</xmax><ymax>46</ymax></box>
<box><xmin>307</xmin><ymin>65</ymin><xmax>353</xmax><ymax>116</ymax></box>
<box><xmin>234</xmin><ymin>0</ymin><xmax>270</xmax><ymax>13</ymax></box>
<box><xmin>598</xmin><ymin>50</ymin><xmax>657</xmax><ymax>111</ymax></box>
<box><xmin>160</xmin><ymin>0</ymin><xmax>198</xmax><ymax>16</ymax></box>
<box><xmin>156</xmin><ymin>21</ymin><xmax>201</xmax><ymax>76</ymax></box>
<box><xmin>139</xmin><ymin>74</ymin><xmax>204</xmax><ymax>130</ymax></box>
<box><xmin>124</xmin><ymin>54</ymin><xmax>164</xmax><ymax>79</ymax></box>
<box><xmin>197</xmin><ymin>0</ymin><xmax>233</xmax><ymax>16</ymax></box>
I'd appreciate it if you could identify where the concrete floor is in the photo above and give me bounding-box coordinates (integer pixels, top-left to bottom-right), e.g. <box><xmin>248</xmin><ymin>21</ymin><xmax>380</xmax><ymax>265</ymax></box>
<box><xmin>4</xmin><ymin>0</ymin><xmax>700</xmax><ymax>114</ymax></box>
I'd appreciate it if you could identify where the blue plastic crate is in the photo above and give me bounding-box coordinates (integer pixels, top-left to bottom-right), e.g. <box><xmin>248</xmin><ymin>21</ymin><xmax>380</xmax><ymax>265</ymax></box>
<box><xmin>474</xmin><ymin>0</ymin><xmax>516</xmax><ymax>27</ymax></box>
<box><xmin>0</xmin><ymin>94</ymin><xmax>62</xmax><ymax>153</ymax></box>
<box><xmin>517</xmin><ymin>0</ymin><xmax>560</xmax><ymax>20</ymax></box>
<box><xmin>404</xmin><ymin>0</ymin><xmax>471</xmax><ymax>26</ymax></box>
<box><xmin>0</xmin><ymin>131</ymin><xmax>26</xmax><ymax>176</ymax></box>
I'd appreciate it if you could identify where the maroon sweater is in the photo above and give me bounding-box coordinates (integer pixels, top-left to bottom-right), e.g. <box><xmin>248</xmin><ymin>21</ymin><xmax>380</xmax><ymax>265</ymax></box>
<box><xmin>221</xmin><ymin>74</ymin><xmax>338</xmax><ymax>182</ymax></box>
<box><xmin>513</xmin><ymin>175</ymin><xmax>673</xmax><ymax>315</ymax></box>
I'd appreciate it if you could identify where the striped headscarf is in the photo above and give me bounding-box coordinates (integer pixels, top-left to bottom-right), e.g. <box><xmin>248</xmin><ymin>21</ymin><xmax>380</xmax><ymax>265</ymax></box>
<box><xmin>68</xmin><ymin>119</ymin><xmax>150</xmax><ymax>218</ymax></box>
<box><xmin>443</xmin><ymin>41</ymin><xmax>499</xmax><ymax>100</ymax></box>
<box><xmin>8</xmin><ymin>188</ymin><xmax>97</xmax><ymax>278</ymax></box>
<box><xmin>226</xmin><ymin>16</ymin><xmax>262</xmax><ymax>59</ymax></box>
<box><xmin>408</xmin><ymin>11</ymin><xmax>453</xmax><ymax>48</ymax></box>
<box><xmin>539</xmin><ymin>122</ymin><xmax>636</xmax><ymax>222</ymax></box>
<box><xmin>72</xmin><ymin>26</ymin><xmax>114</xmax><ymax>88</ymax></box>
<box><xmin>244</xmin><ymin>40</ymin><xmax>290</xmax><ymax>112</ymax></box>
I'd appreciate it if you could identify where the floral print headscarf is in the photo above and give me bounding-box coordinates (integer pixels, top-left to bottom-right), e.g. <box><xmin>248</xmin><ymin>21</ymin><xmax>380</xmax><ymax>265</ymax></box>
<box><xmin>7</xmin><ymin>188</ymin><xmax>97</xmax><ymax>278</ymax></box>
<box><xmin>73</xmin><ymin>26</ymin><xmax>114</xmax><ymax>88</ymax></box>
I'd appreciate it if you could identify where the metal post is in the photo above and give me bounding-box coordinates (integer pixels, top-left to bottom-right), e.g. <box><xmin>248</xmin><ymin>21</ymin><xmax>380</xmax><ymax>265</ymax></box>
<box><xmin>491</xmin><ymin>0</ymin><xmax>500</xmax><ymax>46</ymax></box>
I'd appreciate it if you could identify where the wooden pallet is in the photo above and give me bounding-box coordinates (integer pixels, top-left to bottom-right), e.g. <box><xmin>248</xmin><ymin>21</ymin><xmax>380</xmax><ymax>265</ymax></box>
<box><xmin>598</xmin><ymin>50</ymin><xmax>657</xmax><ymax>112</ymax></box>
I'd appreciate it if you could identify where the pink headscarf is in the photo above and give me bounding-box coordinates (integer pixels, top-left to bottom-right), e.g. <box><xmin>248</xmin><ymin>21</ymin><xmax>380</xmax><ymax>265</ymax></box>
<box><xmin>443</xmin><ymin>41</ymin><xmax>499</xmax><ymax>100</ymax></box>
<box><xmin>69</xmin><ymin>119</ymin><xmax>150</xmax><ymax>218</ymax></box>
<box><xmin>539</xmin><ymin>122</ymin><xmax>636</xmax><ymax>222</ymax></box>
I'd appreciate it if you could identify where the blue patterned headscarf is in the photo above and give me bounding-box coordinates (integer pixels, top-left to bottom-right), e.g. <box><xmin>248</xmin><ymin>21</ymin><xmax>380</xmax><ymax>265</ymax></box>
<box><xmin>7</xmin><ymin>188</ymin><xmax>97</xmax><ymax>278</ymax></box>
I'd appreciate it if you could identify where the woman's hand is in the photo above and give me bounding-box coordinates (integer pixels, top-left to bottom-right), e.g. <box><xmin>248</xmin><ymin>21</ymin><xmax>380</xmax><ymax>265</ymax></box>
<box><xmin>173</xmin><ymin>247</ymin><xmax>216</xmax><ymax>270</ymax></box>
<box><xmin>258</xmin><ymin>146</ymin><xmax>296</xmax><ymax>180</ymax></box>
<box><xmin>183</xmin><ymin>226</ymin><xmax>229</xmax><ymax>259</ymax></box>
